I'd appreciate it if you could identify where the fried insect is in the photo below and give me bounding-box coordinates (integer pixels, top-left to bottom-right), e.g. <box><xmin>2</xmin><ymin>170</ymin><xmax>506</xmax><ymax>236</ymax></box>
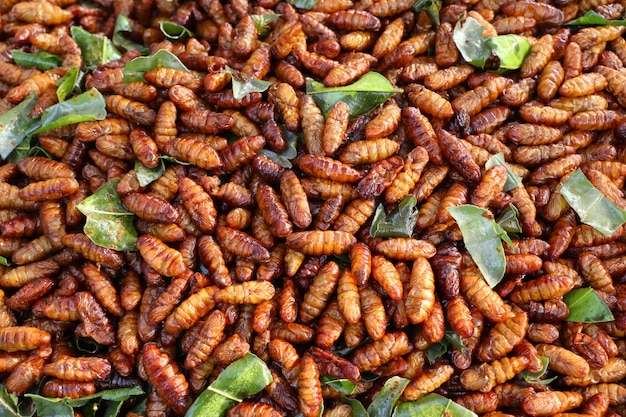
<box><xmin>142</xmin><ymin>343</ymin><xmax>190</xmax><ymax>415</ymax></box>
<box><xmin>286</xmin><ymin>230</ymin><xmax>356</xmax><ymax>255</ymax></box>
<box><xmin>298</xmin><ymin>354</ymin><xmax>323</xmax><ymax>417</ymax></box>
<box><xmin>136</xmin><ymin>234</ymin><xmax>187</xmax><ymax>277</ymax></box>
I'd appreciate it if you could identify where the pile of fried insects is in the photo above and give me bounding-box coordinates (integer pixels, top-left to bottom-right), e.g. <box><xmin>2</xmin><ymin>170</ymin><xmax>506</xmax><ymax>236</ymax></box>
<box><xmin>4</xmin><ymin>0</ymin><xmax>626</xmax><ymax>416</ymax></box>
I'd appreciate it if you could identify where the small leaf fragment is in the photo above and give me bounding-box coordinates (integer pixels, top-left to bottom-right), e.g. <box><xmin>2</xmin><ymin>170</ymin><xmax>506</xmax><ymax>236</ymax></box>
<box><xmin>370</xmin><ymin>195</ymin><xmax>419</xmax><ymax>238</ymax></box>
<box><xmin>0</xmin><ymin>94</ymin><xmax>39</xmax><ymax>160</ymax></box>
<box><xmin>225</xmin><ymin>66</ymin><xmax>273</xmax><ymax>100</ymax></box>
<box><xmin>159</xmin><ymin>21</ymin><xmax>194</xmax><ymax>41</ymax></box>
<box><xmin>185</xmin><ymin>353</ymin><xmax>272</xmax><ymax>417</ymax></box>
<box><xmin>76</xmin><ymin>179</ymin><xmax>137</xmax><ymax>251</ymax></box>
<box><xmin>564</xmin><ymin>287</ymin><xmax>615</xmax><ymax>323</ymax></box>
<box><xmin>70</xmin><ymin>26</ymin><xmax>121</xmax><ymax>70</ymax></box>
<box><xmin>286</xmin><ymin>0</ymin><xmax>317</xmax><ymax>9</ymax></box>
<box><xmin>320</xmin><ymin>376</ymin><xmax>357</xmax><ymax>395</ymax></box>
<box><xmin>393</xmin><ymin>393</ymin><xmax>478</xmax><ymax>417</ymax></box>
<box><xmin>112</xmin><ymin>13</ymin><xmax>147</xmax><ymax>53</ymax></box>
<box><xmin>453</xmin><ymin>16</ymin><xmax>530</xmax><ymax>72</ymax></box>
<box><xmin>135</xmin><ymin>159</ymin><xmax>166</xmax><ymax>187</ymax></box>
<box><xmin>485</xmin><ymin>152</ymin><xmax>522</xmax><ymax>192</ymax></box>
<box><xmin>340</xmin><ymin>397</ymin><xmax>368</xmax><ymax>417</ymax></box>
<box><xmin>561</xmin><ymin>169</ymin><xmax>626</xmax><ymax>236</ymax></box>
<box><xmin>56</xmin><ymin>66</ymin><xmax>81</xmax><ymax>102</ymax></box>
<box><xmin>11</xmin><ymin>50</ymin><xmax>61</xmax><ymax>71</ymax></box>
<box><xmin>519</xmin><ymin>356</ymin><xmax>556</xmax><ymax>385</ymax></box>
<box><xmin>412</xmin><ymin>0</ymin><xmax>441</xmax><ymax>26</ymax></box>
<box><xmin>306</xmin><ymin>72</ymin><xmax>402</xmax><ymax>119</ymax></box>
<box><xmin>251</xmin><ymin>14</ymin><xmax>280</xmax><ymax>37</ymax></box>
<box><xmin>565</xmin><ymin>10</ymin><xmax>626</xmax><ymax>26</ymax></box>
<box><xmin>257</xmin><ymin>126</ymin><xmax>299</xmax><ymax>168</ymax></box>
<box><xmin>448</xmin><ymin>204</ymin><xmax>508</xmax><ymax>287</ymax></box>
<box><xmin>34</xmin><ymin>88</ymin><xmax>107</xmax><ymax>134</ymax></box>
<box><xmin>368</xmin><ymin>376</ymin><xmax>410</xmax><ymax>417</ymax></box>
<box><xmin>123</xmin><ymin>49</ymin><xmax>189</xmax><ymax>83</ymax></box>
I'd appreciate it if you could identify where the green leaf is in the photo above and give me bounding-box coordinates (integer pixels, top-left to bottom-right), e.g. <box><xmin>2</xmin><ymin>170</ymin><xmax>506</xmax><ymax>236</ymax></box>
<box><xmin>341</xmin><ymin>397</ymin><xmax>368</xmax><ymax>417</ymax></box>
<box><xmin>185</xmin><ymin>353</ymin><xmax>272</xmax><ymax>417</ymax></box>
<box><xmin>123</xmin><ymin>49</ymin><xmax>189</xmax><ymax>83</ymax></box>
<box><xmin>368</xmin><ymin>376</ymin><xmax>410</xmax><ymax>417</ymax></box>
<box><xmin>27</xmin><ymin>397</ymin><xmax>73</xmax><ymax>417</ymax></box>
<box><xmin>286</xmin><ymin>0</ymin><xmax>317</xmax><ymax>9</ymax></box>
<box><xmin>320</xmin><ymin>376</ymin><xmax>357</xmax><ymax>395</ymax></box>
<box><xmin>427</xmin><ymin>328</ymin><xmax>465</xmax><ymax>364</ymax></box>
<box><xmin>70</xmin><ymin>26</ymin><xmax>121</xmax><ymax>70</ymax></box>
<box><xmin>519</xmin><ymin>356</ymin><xmax>557</xmax><ymax>385</ymax></box>
<box><xmin>34</xmin><ymin>88</ymin><xmax>106</xmax><ymax>134</ymax></box>
<box><xmin>0</xmin><ymin>384</ymin><xmax>22</xmax><ymax>417</ymax></box>
<box><xmin>306</xmin><ymin>72</ymin><xmax>402</xmax><ymax>119</ymax></box>
<box><xmin>452</xmin><ymin>16</ymin><xmax>530</xmax><ymax>72</ymax></box>
<box><xmin>76</xmin><ymin>179</ymin><xmax>137</xmax><ymax>251</ymax></box>
<box><xmin>412</xmin><ymin>0</ymin><xmax>441</xmax><ymax>26</ymax></box>
<box><xmin>453</xmin><ymin>16</ymin><xmax>489</xmax><ymax>67</ymax></box>
<box><xmin>447</xmin><ymin>204</ymin><xmax>508</xmax><ymax>287</ymax></box>
<box><xmin>74</xmin><ymin>336</ymin><xmax>105</xmax><ymax>354</ymax></box>
<box><xmin>135</xmin><ymin>159</ymin><xmax>165</xmax><ymax>187</ymax></box>
<box><xmin>496</xmin><ymin>204</ymin><xmax>521</xmax><ymax>234</ymax></box>
<box><xmin>257</xmin><ymin>125</ymin><xmax>299</xmax><ymax>168</ymax></box>
<box><xmin>112</xmin><ymin>13</ymin><xmax>147</xmax><ymax>53</ymax></box>
<box><xmin>224</xmin><ymin>66</ymin><xmax>273</xmax><ymax>100</ymax></box>
<box><xmin>251</xmin><ymin>14</ymin><xmax>280</xmax><ymax>38</ymax></box>
<box><xmin>159</xmin><ymin>21</ymin><xmax>194</xmax><ymax>41</ymax></box>
<box><xmin>485</xmin><ymin>34</ymin><xmax>531</xmax><ymax>73</ymax></box>
<box><xmin>564</xmin><ymin>287</ymin><xmax>615</xmax><ymax>323</ymax></box>
<box><xmin>56</xmin><ymin>66</ymin><xmax>80</xmax><ymax>102</ymax></box>
<box><xmin>11</xmin><ymin>50</ymin><xmax>61</xmax><ymax>71</ymax></box>
<box><xmin>565</xmin><ymin>10</ymin><xmax>626</xmax><ymax>26</ymax></box>
<box><xmin>370</xmin><ymin>195</ymin><xmax>418</xmax><ymax>238</ymax></box>
<box><xmin>393</xmin><ymin>393</ymin><xmax>478</xmax><ymax>417</ymax></box>
<box><xmin>0</xmin><ymin>256</ymin><xmax>8</xmax><ymax>266</ymax></box>
<box><xmin>561</xmin><ymin>169</ymin><xmax>626</xmax><ymax>236</ymax></box>
<box><xmin>102</xmin><ymin>400</ymin><xmax>123</xmax><ymax>417</ymax></box>
<box><xmin>0</xmin><ymin>94</ymin><xmax>39</xmax><ymax>160</ymax></box>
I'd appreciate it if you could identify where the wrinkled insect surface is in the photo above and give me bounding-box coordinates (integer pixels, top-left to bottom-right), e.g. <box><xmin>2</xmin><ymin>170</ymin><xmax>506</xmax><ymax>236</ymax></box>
<box><xmin>3</xmin><ymin>0</ymin><xmax>626</xmax><ymax>416</ymax></box>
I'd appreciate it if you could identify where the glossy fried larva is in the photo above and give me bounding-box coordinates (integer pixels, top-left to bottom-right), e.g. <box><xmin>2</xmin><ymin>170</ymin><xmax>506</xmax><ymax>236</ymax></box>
<box><xmin>520</xmin><ymin>34</ymin><xmax>553</xmax><ymax>78</ymax></box>
<box><xmin>227</xmin><ymin>402</ymin><xmax>283</xmax><ymax>417</ymax></box>
<box><xmin>17</xmin><ymin>156</ymin><xmax>74</xmax><ymax>181</ymax></box>
<box><xmin>214</xmin><ymin>281</ymin><xmax>276</xmax><ymax>305</ymax></box>
<box><xmin>477</xmin><ymin>311</ymin><xmax>528</xmax><ymax>362</ymax></box>
<box><xmin>185</xmin><ymin>309</ymin><xmax>226</xmax><ymax>369</ymax></box>
<box><xmin>460</xmin><ymin>270</ymin><xmax>513</xmax><ymax>323</ymax></box>
<box><xmin>321</xmin><ymin>101</ymin><xmax>350</xmax><ymax>157</ymax></box>
<box><xmin>349</xmin><ymin>242</ymin><xmax>372</xmax><ymax>286</ymax></box>
<box><xmin>297</xmin><ymin>354</ymin><xmax>323</xmax><ymax>417</ymax></box>
<box><xmin>452</xmin><ymin>76</ymin><xmax>511</xmax><ymax>117</ymax></box>
<box><xmin>405</xmin><ymin>84</ymin><xmax>454</xmax><ymax>119</ymax></box>
<box><xmin>537</xmin><ymin>344</ymin><xmax>590</xmax><ymax>378</ymax></box>
<box><xmin>286</xmin><ymin>230</ymin><xmax>356</xmax><ymax>255</ymax></box>
<box><xmin>196</xmin><ymin>235</ymin><xmax>231</xmax><ymax>288</ymax></box>
<box><xmin>42</xmin><ymin>356</ymin><xmax>111</xmax><ymax>382</ymax></box>
<box><xmin>82</xmin><ymin>261</ymin><xmax>123</xmax><ymax>317</ymax></box>
<box><xmin>299</xmin><ymin>261</ymin><xmax>340</xmax><ymax>323</ymax></box>
<box><xmin>136</xmin><ymin>234</ymin><xmax>187</xmax><ymax>277</ymax></box>
<box><xmin>0</xmin><ymin>259</ymin><xmax>59</xmax><ymax>288</ymax></box>
<box><xmin>299</xmin><ymin>94</ymin><xmax>325</xmax><ymax>156</ymax></box>
<box><xmin>122</xmin><ymin>192</ymin><xmax>180</xmax><ymax>224</ymax></box>
<box><xmin>335</xmin><ymin>269</ymin><xmax>361</xmax><ymax>325</ymax></box>
<box><xmin>178</xmin><ymin>177</ymin><xmax>217</xmax><ymax>234</ymax></box>
<box><xmin>510</xmin><ymin>274</ymin><xmax>576</xmax><ymax>304</ymax></box>
<box><xmin>280</xmin><ymin>170</ymin><xmax>312</xmax><ymax>230</ymax></box>
<box><xmin>0</xmin><ymin>326</ymin><xmax>50</xmax><ymax>352</ymax></box>
<box><xmin>216</xmin><ymin>226</ymin><xmax>270</xmax><ymax>262</ymax></box>
<box><xmin>75</xmin><ymin>292</ymin><xmax>115</xmax><ymax>346</ymax></box>
<box><xmin>41</xmin><ymin>379</ymin><xmax>96</xmax><ymax>399</ymax></box>
<box><xmin>359</xmin><ymin>285</ymin><xmax>387</xmax><ymax>341</ymax></box>
<box><xmin>369</xmin><ymin>255</ymin><xmax>403</xmax><ymax>301</ymax></box>
<box><xmin>461</xmin><ymin>356</ymin><xmax>529</xmax><ymax>393</ymax></box>
<box><xmin>402</xmin><ymin>363</ymin><xmax>455</xmax><ymax>401</ymax></box>
<box><xmin>142</xmin><ymin>343</ymin><xmax>190</xmax><ymax>416</ymax></box>
<box><xmin>350</xmin><ymin>331</ymin><xmax>411</xmax><ymax>372</ymax></box>
<box><xmin>18</xmin><ymin>177</ymin><xmax>79</xmax><ymax>202</ymax></box>
<box><xmin>437</xmin><ymin>128</ymin><xmax>482</xmax><ymax>183</ymax></box>
<box><xmin>298</xmin><ymin>155</ymin><xmax>362</xmax><ymax>183</ymax></box>
<box><xmin>255</xmin><ymin>183</ymin><xmax>293</xmax><ymax>238</ymax></box>
<box><xmin>523</xmin><ymin>391</ymin><xmax>583</xmax><ymax>417</ymax></box>
<box><xmin>323</xmin><ymin>57</ymin><xmax>372</xmax><ymax>88</ymax></box>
